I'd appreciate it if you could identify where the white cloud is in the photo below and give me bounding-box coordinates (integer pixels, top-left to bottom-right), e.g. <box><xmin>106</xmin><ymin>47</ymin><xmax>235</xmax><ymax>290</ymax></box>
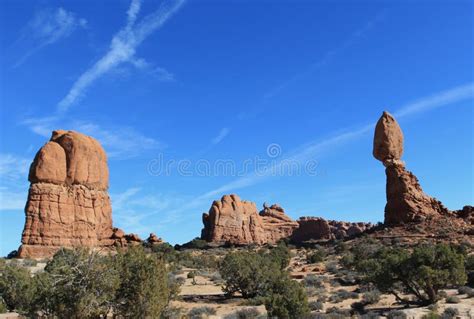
<box><xmin>211</xmin><ymin>128</ymin><xmax>231</xmax><ymax>145</ymax></box>
<box><xmin>0</xmin><ymin>154</ymin><xmax>30</xmax><ymax>181</ymax></box>
<box><xmin>57</xmin><ymin>0</ymin><xmax>185</xmax><ymax>112</ymax></box>
<box><xmin>0</xmin><ymin>188</ymin><xmax>26</xmax><ymax>211</ymax></box>
<box><xmin>394</xmin><ymin>83</ymin><xmax>474</xmax><ymax>118</ymax></box>
<box><xmin>22</xmin><ymin>117</ymin><xmax>164</xmax><ymax>159</ymax></box>
<box><xmin>14</xmin><ymin>7</ymin><xmax>87</xmax><ymax>67</ymax></box>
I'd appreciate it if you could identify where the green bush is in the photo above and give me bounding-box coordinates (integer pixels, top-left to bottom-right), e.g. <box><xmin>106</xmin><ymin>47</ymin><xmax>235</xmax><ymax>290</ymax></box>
<box><xmin>223</xmin><ymin>307</ymin><xmax>261</xmax><ymax>319</ymax></box>
<box><xmin>309</xmin><ymin>300</ymin><xmax>324</xmax><ymax>311</ymax></box>
<box><xmin>267</xmin><ymin>242</ymin><xmax>291</xmax><ymax>270</ymax></box>
<box><xmin>264</xmin><ymin>276</ymin><xmax>309</xmax><ymax>319</ymax></box>
<box><xmin>441</xmin><ymin>307</ymin><xmax>459</xmax><ymax>319</ymax></box>
<box><xmin>356</xmin><ymin>243</ymin><xmax>467</xmax><ymax>305</ymax></box>
<box><xmin>36</xmin><ymin>248</ymin><xmax>119</xmax><ymax>318</ymax></box>
<box><xmin>114</xmin><ymin>246</ymin><xmax>169</xmax><ymax>317</ymax></box>
<box><xmin>219</xmin><ymin>251</ymin><xmax>278</xmax><ymax>298</ymax></box>
<box><xmin>188</xmin><ymin>306</ymin><xmax>216</xmax><ymax>318</ymax></box>
<box><xmin>445</xmin><ymin>296</ymin><xmax>460</xmax><ymax>304</ymax></box>
<box><xmin>307</xmin><ymin>248</ymin><xmax>326</xmax><ymax>263</ymax></box>
<box><xmin>219</xmin><ymin>250</ymin><xmax>308</xmax><ymax>318</ymax></box>
<box><xmin>362</xmin><ymin>289</ymin><xmax>381</xmax><ymax>304</ymax></box>
<box><xmin>0</xmin><ymin>262</ymin><xmax>35</xmax><ymax>313</ymax></box>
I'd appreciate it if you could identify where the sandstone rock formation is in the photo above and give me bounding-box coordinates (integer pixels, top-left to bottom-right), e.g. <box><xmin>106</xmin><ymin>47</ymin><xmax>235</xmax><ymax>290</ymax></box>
<box><xmin>201</xmin><ymin>194</ymin><xmax>267</xmax><ymax>245</ymax></box>
<box><xmin>200</xmin><ymin>195</ymin><xmax>371</xmax><ymax>245</ymax></box>
<box><xmin>201</xmin><ymin>195</ymin><xmax>299</xmax><ymax>245</ymax></box>
<box><xmin>373</xmin><ymin>112</ymin><xmax>451</xmax><ymax>224</ymax></box>
<box><xmin>147</xmin><ymin>233</ymin><xmax>163</xmax><ymax>245</ymax></box>
<box><xmin>259</xmin><ymin>203</ymin><xmax>299</xmax><ymax>243</ymax></box>
<box><xmin>290</xmin><ymin>217</ymin><xmax>372</xmax><ymax>243</ymax></box>
<box><xmin>18</xmin><ymin>130</ymin><xmax>114</xmax><ymax>258</ymax></box>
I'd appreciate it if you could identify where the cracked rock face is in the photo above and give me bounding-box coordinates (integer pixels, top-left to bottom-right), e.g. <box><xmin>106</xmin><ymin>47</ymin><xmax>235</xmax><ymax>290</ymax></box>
<box><xmin>18</xmin><ymin>130</ymin><xmax>113</xmax><ymax>258</ymax></box>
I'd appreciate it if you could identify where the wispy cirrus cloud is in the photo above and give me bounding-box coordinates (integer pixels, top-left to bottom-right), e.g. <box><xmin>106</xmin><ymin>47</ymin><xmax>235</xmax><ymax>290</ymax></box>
<box><xmin>0</xmin><ymin>154</ymin><xmax>30</xmax><ymax>182</ymax></box>
<box><xmin>22</xmin><ymin>117</ymin><xmax>164</xmax><ymax>159</ymax></box>
<box><xmin>57</xmin><ymin>0</ymin><xmax>185</xmax><ymax>112</ymax></box>
<box><xmin>211</xmin><ymin>128</ymin><xmax>231</xmax><ymax>145</ymax></box>
<box><xmin>0</xmin><ymin>155</ymin><xmax>30</xmax><ymax>211</ymax></box>
<box><xmin>14</xmin><ymin>7</ymin><xmax>87</xmax><ymax>68</ymax></box>
<box><xmin>154</xmin><ymin>82</ymin><xmax>474</xmax><ymax>221</ymax></box>
<box><xmin>262</xmin><ymin>10</ymin><xmax>387</xmax><ymax>100</ymax></box>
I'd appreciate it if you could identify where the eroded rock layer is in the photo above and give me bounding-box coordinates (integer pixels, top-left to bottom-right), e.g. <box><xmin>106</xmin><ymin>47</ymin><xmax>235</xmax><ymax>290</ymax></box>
<box><xmin>18</xmin><ymin>130</ymin><xmax>114</xmax><ymax>258</ymax></box>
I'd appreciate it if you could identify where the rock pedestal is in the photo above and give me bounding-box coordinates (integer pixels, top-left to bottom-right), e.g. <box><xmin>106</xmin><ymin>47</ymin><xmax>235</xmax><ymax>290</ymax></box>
<box><xmin>373</xmin><ymin>111</ymin><xmax>450</xmax><ymax>224</ymax></box>
<box><xmin>18</xmin><ymin>130</ymin><xmax>114</xmax><ymax>258</ymax></box>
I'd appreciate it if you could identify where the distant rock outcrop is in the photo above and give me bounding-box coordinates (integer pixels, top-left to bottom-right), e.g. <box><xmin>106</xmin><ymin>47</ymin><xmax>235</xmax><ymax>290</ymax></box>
<box><xmin>290</xmin><ymin>217</ymin><xmax>372</xmax><ymax>243</ymax></box>
<box><xmin>18</xmin><ymin>130</ymin><xmax>114</xmax><ymax>258</ymax></box>
<box><xmin>373</xmin><ymin>112</ymin><xmax>451</xmax><ymax>224</ymax></box>
<box><xmin>201</xmin><ymin>195</ymin><xmax>299</xmax><ymax>245</ymax></box>
<box><xmin>201</xmin><ymin>195</ymin><xmax>371</xmax><ymax>245</ymax></box>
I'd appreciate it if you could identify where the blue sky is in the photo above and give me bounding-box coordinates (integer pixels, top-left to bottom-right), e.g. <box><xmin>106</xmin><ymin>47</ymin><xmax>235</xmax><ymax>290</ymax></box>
<box><xmin>0</xmin><ymin>0</ymin><xmax>473</xmax><ymax>256</ymax></box>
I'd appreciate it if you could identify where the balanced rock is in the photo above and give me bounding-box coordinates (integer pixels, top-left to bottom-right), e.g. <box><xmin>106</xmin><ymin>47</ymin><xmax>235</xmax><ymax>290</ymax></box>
<box><xmin>373</xmin><ymin>112</ymin><xmax>450</xmax><ymax>224</ymax></box>
<box><xmin>373</xmin><ymin>111</ymin><xmax>404</xmax><ymax>163</ymax></box>
<box><xmin>18</xmin><ymin>130</ymin><xmax>114</xmax><ymax>258</ymax></box>
<box><xmin>201</xmin><ymin>195</ymin><xmax>298</xmax><ymax>245</ymax></box>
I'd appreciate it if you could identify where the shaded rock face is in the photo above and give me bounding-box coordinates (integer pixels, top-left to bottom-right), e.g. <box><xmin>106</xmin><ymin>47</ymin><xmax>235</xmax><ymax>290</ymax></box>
<box><xmin>201</xmin><ymin>195</ymin><xmax>298</xmax><ymax>245</ymax></box>
<box><xmin>18</xmin><ymin>130</ymin><xmax>114</xmax><ymax>258</ymax></box>
<box><xmin>373</xmin><ymin>112</ymin><xmax>451</xmax><ymax>224</ymax></box>
<box><xmin>290</xmin><ymin>217</ymin><xmax>372</xmax><ymax>243</ymax></box>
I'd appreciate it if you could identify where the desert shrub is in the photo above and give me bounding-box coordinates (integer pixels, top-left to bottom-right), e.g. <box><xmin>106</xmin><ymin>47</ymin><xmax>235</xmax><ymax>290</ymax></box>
<box><xmin>304</xmin><ymin>274</ymin><xmax>325</xmax><ymax>288</ymax></box>
<box><xmin>223</xmin><ymin>307</ymin><xmax>261</xmax><ymax>319</ymax></box>
<box><xmin>161</xmin><ymin>305</ymin><xmax>184</xmax><ymax>319</ymax></box>
<box><xmin>168</xmin><ymin>274</ymin><xmax>184</xmax><ymax>300</ymax></box>
<box><xmin>362</xmin><ymin>289</ymin><xmax>381</xmax><ymax>304</ymax></box>
<box><xmin>465</xmin><ymin>254</ymin><xmax>474</xmax><ymax>287</ymax></box>
<box><xmin>457</xmin><ymin>286</ymin><xmax>472</xmax><ymax>295</ymax></box>
<box><xmin>441</xmin><ymin>307</ymin><xmax>459</xmax><ymax>319</ymax></box>
<box><xmin>267</xmin><ymin>242</ymin><xmax>291</xmax><ymax>269</ymax></box>
<box><xmin>115</xmin><ymin>246</ymin><xmax>169</xmax><ymax>317</ymax></box>
<box><xmin>445</xmin><ymin>295</ymin><xmax>460</xmax><ymax>304</ymax></box>
<box><xmin>219</xmin><ymin>251</ymin><xmax>278</xmax><ymax>298</ymax></box>
<box><xmin>188</xmin><ymin>306</ymin><xmax>216</xmax><ymax>318</ymax></box>
<box><xmin>150</xmin><ymin>242</ymin><xmax>179</xmax><ymax>263</ymax></box>
<box><xmin>335</xmin><ymin>241</ymin><xmax>348</xmax><ymax>254</ymax></box>
<box><xmin>356</xmin><ymin>243</ymin><xmax>467</xmax><ymax>305</ymax></box>
<box><xmin>22</xmin><ymin>259</ymin><xmax>37</xmax><ymax>267</ymax></box>
<box><xmin>210</xmin><ymin>271</ymin><xmax>223</xmax><ymax>283</ymax></box>
<box><xmin>0</xmin><ymin>262</ymin><xmax>34</xmax><ymax>313</ymax></box>
<box><xmin>307</xmin><ymin>248</ymin><xmax>326</xmax><ymax>264</ymax></box>
<box><xmin>340</xmin><ymin>252</ymin><xmax>355</xmax><ymax>269</ymax></box>
<box><xmin>421</xmin><ymin>311</ymin><xmax>440</xmax><ymax>319</ymax></box>
<box><xmin>0</xmin><ymin>298</ymin><xmax>6</xmax><ymax>313</ymax></box>
<box><xmin>351</xmin><ymin>301</ymin><xmax>366</xmax><ymax>313</ymax></box>
<box><xmin>309</xmin><ymin>300</ymin><xmax>324</xmax><ymax>311</ymax></box>
<box><xmin>386</xmin><ymin>310</ymin><xmax>407</xmax><ymax>319</ymax></box>
<box><xmin>264</xmin><ymin>276</ymin><xmax>309</xmax><ymax>319</ymax></box>
<box><xmin>182</xmin><ymin>237</ymin><xmax>208</xmax><ymax>249</ymax></box>
<box><xmin>220</xmin><ymin>250</ymin><xmax>308</xmax><ymax>318</ymax></box>
<box><xmin>328</xmin><ymin>289</ymin><xmax>358</xmax><ymax>303</ymax></box>
<box><xmin>36</xmin><ymin>248</ymin><xmax>120</xmax><ymax>318</ymax></box>
<box><xmin>325</xmin><ymin>261</ymin><xmax>338</xmax><ymax>274</ymax></box>
<box><xmin>325</xmin><ymin>307</ymin><xmax>351</xmax><ymax>317</ymax></box>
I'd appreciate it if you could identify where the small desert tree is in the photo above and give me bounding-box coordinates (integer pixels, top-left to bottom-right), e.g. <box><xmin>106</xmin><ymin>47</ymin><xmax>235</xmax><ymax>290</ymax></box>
<box><xmin>0</xmin><ymin>261</ymin><xmax>35</xmax><ymax>313</ymax></box>
<box><xmin>356</xmin><ymin>243</ymin><xmax>466</xmax><ymax>305</ymax></box>
<box><xmin>38</xmin><ymin>248</ymin><xmax>120</xmax><ymax>318</ymax></box>
<box><xmin>114</xmin><ymin>246</ymin><xmax>169</xmax><ymax>317</ymax></box>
